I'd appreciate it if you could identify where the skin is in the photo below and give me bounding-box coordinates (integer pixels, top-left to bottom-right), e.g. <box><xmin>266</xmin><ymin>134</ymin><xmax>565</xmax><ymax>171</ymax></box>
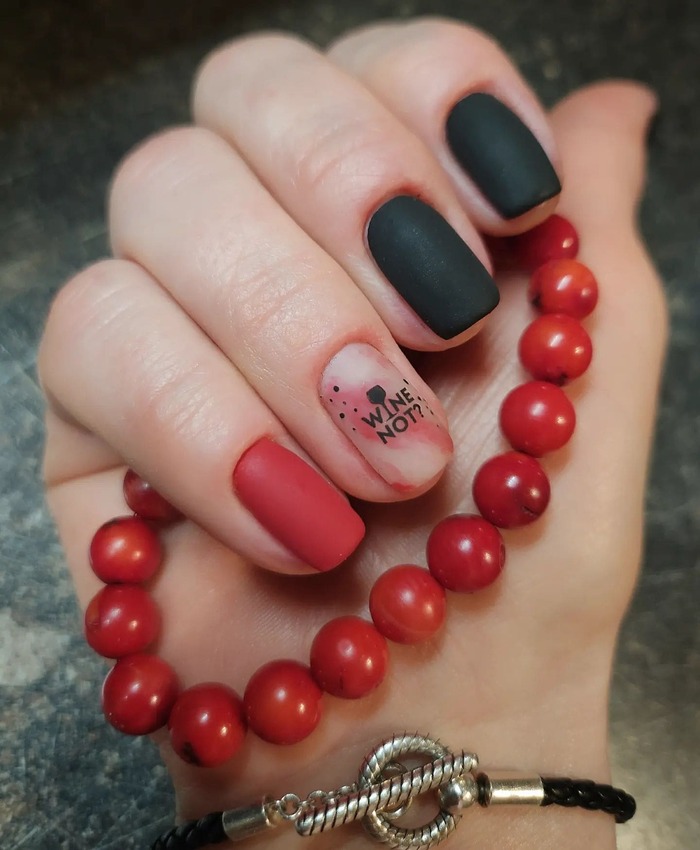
<box><xmin>38</xmin><ymin>17</ymin><xmax>666</xmax><ymax>850</ymax></box>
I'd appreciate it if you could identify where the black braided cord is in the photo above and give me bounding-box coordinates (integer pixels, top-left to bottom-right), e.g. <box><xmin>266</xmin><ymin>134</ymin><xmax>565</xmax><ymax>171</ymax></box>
<box><xmin>150</xmin><ymin>812</ymin><xmax>227</xmax><ymax>850</ymax></box>
<box><xmin>541</xmin><ymin>777</ymin><xmax>637</xmax><ymax>824</ymax></box>
<box><xmin>149</xmin><ymin>776</ymin><xmax>636</xmax><ymax>848</ymax></box>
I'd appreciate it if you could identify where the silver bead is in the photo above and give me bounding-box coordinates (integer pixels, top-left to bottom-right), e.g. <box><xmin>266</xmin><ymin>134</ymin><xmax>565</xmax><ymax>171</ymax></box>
<box><xmin>480</xmin><ymin>776</ymin><xmax>545</xmax><ymax>807</ymax></box>
<box><xmin>222</xmin><ymin>797</ymin><xmax>282</xmax><ymax>841</ymax></box>
<box><xmin>437</xmin><ymin>775</ymin><xmax>479</xmax><ymax>814</ymax></box>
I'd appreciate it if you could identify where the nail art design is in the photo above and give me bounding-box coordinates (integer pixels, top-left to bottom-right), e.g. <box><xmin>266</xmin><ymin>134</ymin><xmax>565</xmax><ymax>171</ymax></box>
<box><xmin>367</xmin><ymin>195</ymin><xmax>499</xmax><ymax>340</ymax></box>
<box><xmin>321</xmin><ymin>343</ymin><xmax>453</xmax><ymax>490</ymax></box>
<box><xmin>446</xmin><ymin>92</ymin><xmax>561</xmax><ymax>220</ymax></box>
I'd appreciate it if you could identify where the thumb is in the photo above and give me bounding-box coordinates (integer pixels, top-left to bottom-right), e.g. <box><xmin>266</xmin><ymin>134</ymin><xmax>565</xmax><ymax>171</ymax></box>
<box><xmin>551</xmin><ymin>80</ymin><xmax>658</xmax><ymax>233</ymax></box>
<box><xmin>548</xmin><ymin>79</ymin><xmax>666</xmax><ymax>369</ymax></box>
<box><xmin>540</xmin><ymin>81</ymin><xmax>667</xmax><ymax>611</ymax></box>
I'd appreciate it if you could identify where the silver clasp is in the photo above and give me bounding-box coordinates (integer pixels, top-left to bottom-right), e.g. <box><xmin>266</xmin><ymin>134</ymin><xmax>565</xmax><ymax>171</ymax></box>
<box><xmin>221</xmin><ymin>733</ymin><xmax>545</xmax><ymax>849</ymax></box>
<box><xmin>221</xmin><ymin>797</ymin><xmax>282</xmax><ymax>842</ymax></box>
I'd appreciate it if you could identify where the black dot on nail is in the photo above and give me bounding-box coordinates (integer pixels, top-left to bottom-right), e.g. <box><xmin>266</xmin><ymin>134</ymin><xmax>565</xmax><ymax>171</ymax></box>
<box><xmin>343</xmin><ymin>400</ymin><xmax>347</xmax><ymax>405</ymax></box>
<box><xmin>403</xmin><ymin>379</ymin><xmax>409</xmax><ymax>384</ymax></box>
<box><xmin>352</xmin><ymin>427</ymin><xmax>356</xmax><ymax>432</ymax></box>
<box><xmin>333</xmin><ymin>385</ymin><xmax>340</xmax><ymax>392</ymax></box>
<box><xmin>354</xmin><ymin>408</ymin><xmax>358</xmax><ymax>412</ymax></box>
<box><xmin>340</xmin><ymin>413</ymin><xmax>345</xmax><ymax>419</ymax></box>
<box><xmin>329</xmin><ymin>398</ymin><xmax>333</xmax><ymax>403</ymax></box>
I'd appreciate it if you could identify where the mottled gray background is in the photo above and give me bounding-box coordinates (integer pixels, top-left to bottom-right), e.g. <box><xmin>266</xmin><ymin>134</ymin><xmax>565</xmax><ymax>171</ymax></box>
<box><xmin>1</xmin><ymin>0</ymin><xmax>698</xmax><ymax>848</ymax></box>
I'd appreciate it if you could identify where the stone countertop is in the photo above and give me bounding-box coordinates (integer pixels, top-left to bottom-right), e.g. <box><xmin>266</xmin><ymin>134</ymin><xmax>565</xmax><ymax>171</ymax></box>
<box><xmin>1</xmin><ymin>1</ymin><xmax>698</xmax><ymax>848</ymax></box>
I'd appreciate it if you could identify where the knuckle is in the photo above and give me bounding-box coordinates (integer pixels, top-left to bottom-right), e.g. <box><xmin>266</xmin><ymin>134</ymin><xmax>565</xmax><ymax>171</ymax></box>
<box><xmin>352</xmin><ymin>16</ymin><xmax>506</xmax><ymax>81</ymax></box>
<box><xmin>193</xmin><ymin>31</ymin><xmax>316</xmax><ymax>106</ymax></box>
<box><xmin>109</xmin><ymin>125</ymin><xmax>221</xmax><ymax>210</ymax></box>
<box><xmin>404</xmin><ymin>16</ymin><xmax>503</xmax><ymax>57</ymax></box>
<box><xmin>126</xmin><ymin>345</ymin><xmax>217</xmax><ymax>447</ymax></box>
<box><xmin>38</xmin><ymin>259</ymin><xmax>143</xmax><ymax>390</ymax></box>
<box><xmin>328</xmin><ymin>19</ymin><xmax>397</xmax><ymax>53</ymax></box>
<box><xmin>292</xmin><ymin>112</ymin><xmax>417</xmax><ymax>202</ymax></box>
<box><xmin>39</xmin><ymin>260</ymin><xmax>219</xmax><ymax>446</ymax></box>
<box><xmin>222</xmin><ymin>243</ymin><xmax>317</xmax><ymax>349</ymax></box>
<box><xmin>40</xmin><ymin>260</ymin><xmax>117</xmax><ymax>383</ymax></box>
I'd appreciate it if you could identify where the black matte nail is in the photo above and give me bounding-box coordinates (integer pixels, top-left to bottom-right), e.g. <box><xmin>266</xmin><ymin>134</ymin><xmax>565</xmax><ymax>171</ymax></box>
<box><xmin>367</xmin><ymin>195</ymin><xmax>499</xmax><ymax>340</ymax></box>
<box><xmin>446</xmin><ymin>92</ymin><xmax>561</xmax><ymax>220</ymax></box>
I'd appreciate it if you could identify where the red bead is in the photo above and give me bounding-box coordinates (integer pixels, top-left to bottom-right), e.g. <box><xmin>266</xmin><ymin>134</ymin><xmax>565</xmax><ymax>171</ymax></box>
<box><xmin>89</xmin><ymin>516</ymin><xmax>162</xmax><ymax>583</ymax></box>
<box><xmin>528</xmin><ymin>259</ymin><xmax>598</xmax><ymax>318</ymax></box>
<box><xmin>310</xmin><ymin>616</ymin><xmax>388</xmax><ymax>699</ymax></box>
<box><xmin>123</xmin><ymin>469</ymin><xmax>182</xmax><ymax>523</ymax></box>
<box><xmin>427</xmin><ymin>514</ymin><xmax>505</xmax><ymax>593</ymax></box>
<box><xmin>519</xmin><ymin>314</ymin><xmax>592</xmax><ymax>385</ymax></box>
<box><xmin>473</xmin><ymin>451</ymin><xmax>550</xmax><ymax>528</ymax></box>
<box><xmin>513</xmin><ymin>214</ymin><xmax>579</xmax><ymax>271</ymax></box>
<box><xmin>85</xmin><ymin>585</ymin><xmax>161</xmax><ymax>658</ymax></box>
<box><xmin>500</xmin><ymin>381</ymin><xmax>576</xmax><ymax>457</ymax></box>
<box><xmin>168</xmin><ymin>683</ymin><xmax>247</xmax><ymax>767</ymax></box>
<box><xmin>369</xmin><ymin>565</ymin><xmax>446</xmax><ymax>644</ymax></box>
<box><xmin>102</xmin><ymin>653</ymin><xmax>179</xmax><ymax>735</ymax></box>
<box><xmin>244</xmin><ymin>660</ymin><xmax>323</xmax><ymax>745</ymax></box>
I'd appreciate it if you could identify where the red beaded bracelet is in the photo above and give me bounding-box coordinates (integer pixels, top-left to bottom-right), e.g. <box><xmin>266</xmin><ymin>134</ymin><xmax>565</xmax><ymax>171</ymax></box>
<box><xmin>84</xmin><ymin>214</ymin><xmax>598</xmax><ymax>768</ymax></box>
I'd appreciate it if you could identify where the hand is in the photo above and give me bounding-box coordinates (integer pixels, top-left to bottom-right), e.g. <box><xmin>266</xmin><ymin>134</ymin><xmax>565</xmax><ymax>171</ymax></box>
<box><xmin>39</xmin><ymin>18</ymin><xmax>665</xmax><ymax>850</ymax></box>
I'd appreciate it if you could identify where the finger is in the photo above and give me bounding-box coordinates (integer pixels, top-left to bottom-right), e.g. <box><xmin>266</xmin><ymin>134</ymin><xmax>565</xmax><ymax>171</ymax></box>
<box><xmin>328</xmin><ymin>17</ymin><xmax>562</xmax><ymax>233</ymax></box>
<box><xmin>40</xmin><ymin>259</ymin><xmax>365</xmax><ymax>575</ymax></box>
<box><xmin>109</xmin><ymin>127</ymin><xmax>454</xmax><ymax>499</ymax></box>
<box><xmin>404</xmin><ymin>81</ymin><xmax>664</xmax><ymax>635</ymax></box>
<box><xmin>192</xmin><ymin>32</ymin><xmax>499</xmax><ymax>349</ymax></box>
<box><xmin>552</xmin><ymin>81</ymin><xmax>659</xmax><ymax>236</ymax></box>
<box><xmin>534</xmin><ymin>81</ymin><xmax>665</xmax><ymax>617</ymax></box>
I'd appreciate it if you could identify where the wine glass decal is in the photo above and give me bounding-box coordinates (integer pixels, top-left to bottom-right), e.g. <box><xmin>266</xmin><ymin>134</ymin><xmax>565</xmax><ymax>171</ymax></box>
<box><xmin>366</xmin><ymin>385</ymin><xmax>392</xmax><ymax>420</ymax></box>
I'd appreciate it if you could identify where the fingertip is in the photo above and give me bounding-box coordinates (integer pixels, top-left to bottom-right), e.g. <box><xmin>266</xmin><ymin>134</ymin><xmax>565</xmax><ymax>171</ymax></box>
<box><xmin>552</xmin><ymin>79</ymin><xmax>658</xmax><ymax>138</ymax></box>
<box><xmin>494</xmin><ymin>194</ymin><xmax>561</xmax><ymax>237</ymax></box>
<box><xmin>233</xmin><ymin>437</ymin><xmax>366</xmax><ymax>574</ymax></box>
<box><xmin>422</xmin><ymin>313</ymin><xmax>492</xmax><ymax>351</ymax></box>
<box><xmin>550</xmin><ymin>79</ymin><xmax>659</xmax><ymax>230</ymax></box>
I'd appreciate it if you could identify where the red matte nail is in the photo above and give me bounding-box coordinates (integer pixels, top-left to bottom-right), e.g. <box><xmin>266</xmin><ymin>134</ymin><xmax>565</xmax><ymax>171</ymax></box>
<box><xmin>233</xmin><ymin>438</ymin><xmax>365</xmax><ymax>571</ymax></box>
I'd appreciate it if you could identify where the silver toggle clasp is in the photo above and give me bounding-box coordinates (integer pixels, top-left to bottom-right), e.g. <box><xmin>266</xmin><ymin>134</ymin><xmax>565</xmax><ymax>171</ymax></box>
<box><xmin>356</xmin><ymin>732</ymin><xmax>477</xmax><ymax>847</ymax></box>
<box><xmin>221</xmin><ymin>733</ymin><xmax>545</xmax><ymax>849</ymax></box>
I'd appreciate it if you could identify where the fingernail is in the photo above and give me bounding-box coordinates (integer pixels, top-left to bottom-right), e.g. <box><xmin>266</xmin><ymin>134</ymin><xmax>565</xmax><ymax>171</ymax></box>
<box><xmin>367</xmin><ymin>195</ymin><xmax>499</xmax><ymax>340</ymax></box>
<box><xmin>446</xmin><ymin>92</ymin><xmax>561</xmax><ymax>220</ymax></box>
<box><xmin>320</xmin><ymin>343</ymin><xmax>453</xmax><ymax>490</ymax></box>
<box><xmin>233</xmin><ymin>438</ymin><xmax>365</xmax><ymax>571</ymax></box>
